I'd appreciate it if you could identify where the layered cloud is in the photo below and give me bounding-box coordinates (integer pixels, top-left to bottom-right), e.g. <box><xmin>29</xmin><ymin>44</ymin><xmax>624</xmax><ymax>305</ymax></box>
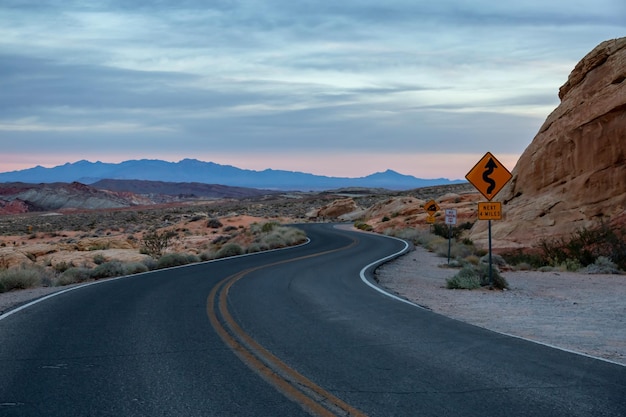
<box><xmin>0</xmin><ymin>0</ymin><xmax>623</xmax><ymax>178</ymax></box>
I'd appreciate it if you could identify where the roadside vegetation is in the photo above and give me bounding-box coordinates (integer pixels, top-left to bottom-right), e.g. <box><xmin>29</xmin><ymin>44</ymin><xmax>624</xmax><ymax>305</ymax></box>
<box><xmin>381</xmin><ymin>218</ymin><xmax>625</xmax><ymax>291</ymax></box>
<box><xmin>0</xmin><ymin>218</ymin><xmax>306</xmax><ymax>294</ymax></box>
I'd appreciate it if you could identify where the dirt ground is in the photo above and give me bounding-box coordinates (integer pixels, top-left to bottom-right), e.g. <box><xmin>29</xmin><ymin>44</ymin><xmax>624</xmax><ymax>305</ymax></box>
<box><xmin>376</xmin><ymin>247</ymin><xmax>626</xmax><ymax>366</ymax></box>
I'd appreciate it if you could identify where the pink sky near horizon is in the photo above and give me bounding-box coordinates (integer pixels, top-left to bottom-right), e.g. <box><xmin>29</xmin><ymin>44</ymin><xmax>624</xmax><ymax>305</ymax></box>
<box><xmin>0</xmin><ymin>152</ymin><xmax>521</xmax><ymax>180</ymax></box>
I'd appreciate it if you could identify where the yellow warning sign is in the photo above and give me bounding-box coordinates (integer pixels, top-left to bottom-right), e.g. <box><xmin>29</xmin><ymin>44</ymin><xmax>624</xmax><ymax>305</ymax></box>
<box><xmin>424</xmin><ymin>199</ymin><xmax>440</xmax><ymax>215</ymax></box>
<box><xmin>478</xmin><ymin>202</ymin><xmax>502</xmax><ymax>220</ymax></box>
<box><xmin>465</xmin><ymin>152</ymin><xmax>512</xmax><ymax>201</ymax></box>
<box><xmin>426</xmin><ymin>214</ymin><xmax>436</xmax><ymax>224</ymax></box>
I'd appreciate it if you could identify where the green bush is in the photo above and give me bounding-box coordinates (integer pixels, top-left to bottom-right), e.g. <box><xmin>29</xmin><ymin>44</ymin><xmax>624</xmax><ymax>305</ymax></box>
<box><xmin>446</xmin><ymin>266</ymin><xmax>481</xmax><ymax>289</ymax></box>
<box><xmin>446</xmin><ymin>264</ymin><xmax>509</xmax><ymax>290</ymax></box>
<box><xmin>156</xmin><ymin>253</ymin><xmax>199</xmax><ymax>269</ymax></box>
<box><xmin>53</xmin><ymin>261</ymin><xmax>73</xmax><ymax>273</ymax></box>
<box><xmin>123</xmin><ymin>262</ymin><xmax>150</xmax><ymax>275</ymax></box>
<box><xmin>539</xmin><ymin>221</ymin><xmax>626</xmax><ymax>271</ymax></box>
<box><xmin>93</xmin><ymin>253</ymin><xmax>106</xmax><ymax>265</ymax></box>
<box><xmin>216</xmin><ymin>243</ymin><xmax>244</xmax><ymax>259</ymax></box>
<box><xmin>501</xmin><ymin>249</ymin><xmax>545</xmax><ymax>269</ymax></box>
<box><xmin>584</xmin><ymin>256</ymin><xmax>620</xmax><ymax>274</ymax></box>
<box><xmin>354</xmin><ymin>221</ymin><xmax>373</xmax><ymax>231</ymax></box>
<box><xmin>261</xmin><ymin>221</ymin><xmax>280</xmax><ymax>233</ymax></box>
<box><xmin>433</xmin><ymin>222</ymin><xmax>474</xmax><ymax>239</ymax></box>
<box><xmin>0</xmin><ymin>265</ymin><xmax>42</xmax><ymax>292</ymax></box>
<box><xmin>141</xmin><ymin>230</ymin><xmax>177</xmax><ymax>258</ymax></box>
<box><xmin>207</xmin><ymin>218</ymin><xmax>223</xmax><ymax>229</ymax></box>
<box><xmin>57</xmin><ymin>267</ymin><xmax>92</xmax><ymax>286</ymax></box>
<box><xmin>90</xmin><ymin>261</ymin><xmax>125</xmax><ymax>279</ymax></box>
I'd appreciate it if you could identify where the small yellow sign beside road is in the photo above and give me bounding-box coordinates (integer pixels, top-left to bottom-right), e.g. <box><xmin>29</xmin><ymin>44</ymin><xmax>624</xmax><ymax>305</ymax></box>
<box><xmin>424</xmin><ymin>199</ymin><xmax>440</xmax><ymax>215</ymax></box>
<box><xmin>478</xmin><ymin>202</ymin><xmax>502</xmax><ymax>220</ymax></box>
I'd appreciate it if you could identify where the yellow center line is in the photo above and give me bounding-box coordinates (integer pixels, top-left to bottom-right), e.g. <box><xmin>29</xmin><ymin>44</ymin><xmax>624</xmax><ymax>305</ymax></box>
<box><xmin>206</xmin><ymin>238</ymin><xmax>370</xmax><ymax>417</ymax></box>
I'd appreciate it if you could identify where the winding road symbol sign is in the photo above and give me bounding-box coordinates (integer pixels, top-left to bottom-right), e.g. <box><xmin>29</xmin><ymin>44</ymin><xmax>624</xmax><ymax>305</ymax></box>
<box><xmin>465</xmin><ymin>152</ymin><xmax>512</xmax><ymax>201</ymax></box>
<box><xmin>424</xmin><ymin>199</ymin><xmax>440</xmax><ymax>215</ymax></box>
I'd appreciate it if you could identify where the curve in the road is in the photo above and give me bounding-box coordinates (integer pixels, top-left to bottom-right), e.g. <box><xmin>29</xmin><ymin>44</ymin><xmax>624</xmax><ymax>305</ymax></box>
<box><xmin>207</xmin><ymin>234</ymin><xmax>369</xmax><ymax>417</ymax></box>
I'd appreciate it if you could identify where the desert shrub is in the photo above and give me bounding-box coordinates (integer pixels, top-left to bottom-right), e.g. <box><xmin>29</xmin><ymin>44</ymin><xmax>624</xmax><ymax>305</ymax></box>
<box><xmin>0</xmin><ymin>265</ymin><xmax>42</xmax><ymax>292</ymax></box>
<box><xmin>514</xmin><ymin>262</ymin><xmax>533</xmax><ymax>271</ymax></box>
<box><xmin>422</xmin><ymin>235</ymin><xmax>447</xmax><ymax>253</ymax></box>
<box><xmin>432</xmin><ymin>221</ymin><xmax>474</xmax><ymax>240</ymax></box>
<box><xmin>142</xmin><ymin>258</ymin><xmax>158</xmax><ymax>271</ymax></box>
<box><xmin>211</xmin><ymin>235</ymin><xmax>231</xmax><ymax>245</ymax></box>
<box><xmin>480</xmin><ymin>254</ymin><xmax>508</xmax><ymax>268</ymax></box>
<box><xmin>53</xmin><ymin>261</ymin><xmax>74</xmax><ymax>273</ymax></box>
<box><xmin>388</xmin><ymin>228</ymin><xmax>426</xmax><ymax>244</ymax></box>
<box><xmin>199</xmin><ymin>251</ymin><xmax>214</xmax><ymax>261</ymax></box>
<box><xmin>560</xmin><ymin>258</ymin><xmax>582</xmax><ymax>272</ymax></box>
<box><xmin>93</xmin><ymin>253</ymin><xmax>106</xmax><ymax>265</ymax></box>
<box><xmin>584</xmin><ymin>256</ymin><xmax>620</xmax><ymax>274</ymax></box>
<box><xmin>57</xmin><ymin>267</ymin><xmax>92</xmax><ymax>286</ymax></box>
<box><xmin>273</xmin><ymin>226</ymin><xmax>306</xmax><ymax>246</ymax></box>
<box><xmin>141</xmin><ymin>229</ymin><xmax>177</xmax><ymax>258</ymax></box>
<box><xmin>90</xmin><ymin>261</ymin><xmax>125</xmax><ymax>279</ymax></box>
<box><xmin>246</xmin><ymin>243</ymin><xmax>262</xmax><ymax>254</ymax></box>
<box><xmin>88</xmin><ymin>242</ymin><xmax>110</xmax><ymax>251</ymax></box>
<box><xmin>539</xmin><ymin>221</ymin><xmax>626</xmax><ymax>271</ymax></box>
<box><xmin>354</xmin><ymin>221</ymin><xmax>373</xmax><ymax>232</ymax></box>
<box><xmin>259</xmin><ymin>234</ymin><xmax>283</xmax><ymax>250</ymax></box>
<box><xmin>207</xmin><ymin>218</ymin><xmax>223</xmax><ymax>229</ymax></box>
<box><xmin>216</xmin><ymin>243</ymin><xmax>244</xmax><ymax>259</ymax></box>
<box><xmin>123</xmin><ymin>262</ymin><xmax>150</xmax><ymax>275</ymax></box>
<box><xmin>156</xmin><ymin>253</ymin><xmax>199</xmax><ymax>269</ymax></box>
<box><xmin>501</xmin><ymin>249</ymin><xmax>545</xmax><ymax>269</ymax></box>
<box><xmin>446</xmin><ymin>266</ymin><xmax>481</xmax><ymax>289</ymax></box>
<box><xmin>448</xmin><ymin>242</ymin><xmax>476</xmax><ymax>260</ymax></box>
<box><xmin>446</xmin><ymin>264</ymin><xmax>508</xmax><ymax>290</ymax></box>
<box><xmin>261</xmin><ymin>221</ymin><xmax>280</xmax><ymax>233</ymax></box>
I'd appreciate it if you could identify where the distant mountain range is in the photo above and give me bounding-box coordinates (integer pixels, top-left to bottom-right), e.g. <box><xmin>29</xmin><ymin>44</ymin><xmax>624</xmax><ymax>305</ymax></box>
<box><xmin>0</xmin><ymin>159</ymin><xmax>465</xmax><ymax>191</ymax></box>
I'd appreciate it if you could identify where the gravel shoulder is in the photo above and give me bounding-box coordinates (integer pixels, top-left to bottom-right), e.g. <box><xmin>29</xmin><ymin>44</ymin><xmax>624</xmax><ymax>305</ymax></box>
<box><xmin>376</xmin><ymin>246</ymin><xmax>626</xmax><ymax>366</ymax></box>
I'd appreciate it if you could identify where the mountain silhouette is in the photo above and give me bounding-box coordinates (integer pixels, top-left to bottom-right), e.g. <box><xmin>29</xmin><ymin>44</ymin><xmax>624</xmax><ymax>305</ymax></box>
<box><xmin>0</xmin><ymin>159</ymin><xmax>465</xmax><ymax>191</ymax></box>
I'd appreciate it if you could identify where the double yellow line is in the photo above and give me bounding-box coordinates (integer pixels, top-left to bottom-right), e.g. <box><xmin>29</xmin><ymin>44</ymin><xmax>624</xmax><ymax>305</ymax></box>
<box><xmin>206</xmin><ymin>240</ymin><xmax>369</xmax><ymax>417</ymax></box>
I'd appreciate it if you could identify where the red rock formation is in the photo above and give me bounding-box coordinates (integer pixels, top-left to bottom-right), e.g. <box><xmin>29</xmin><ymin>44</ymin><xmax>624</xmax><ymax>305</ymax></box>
<box><xmin>471</xmin><ymin>38</ymin><xmax>626</xmax><ymax>248</ymax></box>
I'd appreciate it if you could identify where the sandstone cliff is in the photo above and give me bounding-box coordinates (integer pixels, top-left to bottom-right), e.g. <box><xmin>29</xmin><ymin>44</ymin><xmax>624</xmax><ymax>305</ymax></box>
<box><xmin>471</xmin><ymin>38</ymin><xmax>626</xmax><ymax>248</ymax></box>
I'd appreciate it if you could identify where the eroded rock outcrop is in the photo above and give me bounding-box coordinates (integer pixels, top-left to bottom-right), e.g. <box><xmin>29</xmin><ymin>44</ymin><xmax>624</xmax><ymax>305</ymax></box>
<box><xmin>308</xmin><ymin>198</ymin><xmax>361</xmax><ymax>220</ymax></box>
<box><xmin>471</xmin><ymin>38</ymin><xmax>626</xmax><ymax>248</ymax></box>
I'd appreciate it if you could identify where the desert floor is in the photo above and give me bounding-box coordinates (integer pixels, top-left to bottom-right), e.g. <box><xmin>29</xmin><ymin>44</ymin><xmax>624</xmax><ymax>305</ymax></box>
<box><xmin>376</xmin><ymin>246</ymin><xmax>626</xmax><ymax>367</ymax></box>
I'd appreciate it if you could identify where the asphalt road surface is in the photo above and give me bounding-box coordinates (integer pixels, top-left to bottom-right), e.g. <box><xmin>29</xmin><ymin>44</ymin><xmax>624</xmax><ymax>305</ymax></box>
<box><xmin>1</xmin><ymin>224</ymin><xmax>624</xmax><ymax>416</ymax></box>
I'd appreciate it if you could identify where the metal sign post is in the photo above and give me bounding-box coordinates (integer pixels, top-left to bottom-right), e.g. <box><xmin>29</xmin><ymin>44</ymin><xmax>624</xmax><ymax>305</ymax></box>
<box><xmin>465</xmin><ymin>152</ymin><xmax>512</xmax><ymax>288</ymax></box>
<box><xmin>444</xmin><ymin>209</ymin><xmax>457</xmax><ymax>265</ymax></box>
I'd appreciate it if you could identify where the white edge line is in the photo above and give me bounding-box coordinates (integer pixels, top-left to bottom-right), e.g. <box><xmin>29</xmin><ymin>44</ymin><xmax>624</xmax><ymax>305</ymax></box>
<box><xmin>357</xmin><ymin>232</ymin><xmax>626</xmax><ymax>368</ymax></box>
<box><xmin>0</xmin><ymin>237</ymin><xmax>311</xmax><ymax>321</ymax></box>
<box><xmin>357</xmin><ymin>234</ymin><xmax>423</xmax><ymax>309</ymax></box>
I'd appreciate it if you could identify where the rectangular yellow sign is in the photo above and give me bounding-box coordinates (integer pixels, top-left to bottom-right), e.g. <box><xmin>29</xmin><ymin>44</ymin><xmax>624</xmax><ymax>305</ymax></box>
<box><xmin>478</xmin><ymin>202</ymin><xmax>502</xmax><ymax>220</ymax></box>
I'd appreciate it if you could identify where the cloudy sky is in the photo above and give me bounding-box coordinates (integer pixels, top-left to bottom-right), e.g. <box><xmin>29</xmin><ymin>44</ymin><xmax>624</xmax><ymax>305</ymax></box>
<box><xmin>1</xmin><ymin>1</ymin><xmax>623</xmax><ymax>179</ymax></box>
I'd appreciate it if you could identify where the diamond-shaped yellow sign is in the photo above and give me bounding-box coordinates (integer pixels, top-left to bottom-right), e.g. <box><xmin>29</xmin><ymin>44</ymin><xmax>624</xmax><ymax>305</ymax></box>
<box><xmin>424</xmin><ymin>199</ymin><xmax>440</xmax><ymax>215</ymax></box>
<box><xmin>465</xmin><ymin>152</ymin><xmax>512</xmax><ymax>201</ymax></box>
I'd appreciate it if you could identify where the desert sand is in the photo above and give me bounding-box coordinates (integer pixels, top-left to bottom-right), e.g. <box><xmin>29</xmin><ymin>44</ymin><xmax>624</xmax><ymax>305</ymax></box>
<box><xmin>376</xmin><ymin>247</ymin><xmax>626</xmax><ymax>366</ymax></box>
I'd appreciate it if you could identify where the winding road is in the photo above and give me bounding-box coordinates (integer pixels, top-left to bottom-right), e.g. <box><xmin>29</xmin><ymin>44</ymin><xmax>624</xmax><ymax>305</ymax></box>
<box><xmin>1</xmin><ymin>224</ymin><xmax>624</xmax><ymax>416</ymax></box>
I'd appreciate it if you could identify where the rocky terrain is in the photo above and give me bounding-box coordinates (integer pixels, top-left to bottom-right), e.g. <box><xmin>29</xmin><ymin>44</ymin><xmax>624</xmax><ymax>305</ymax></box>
<box><xmin>470</xmin><ymin>37</ymin><xmax>626</xmax><ymax>249</ymax></box>
<box><xmin>0</xmin><ymin>180</ymin><xmax>278</xmax><ymax>214</ymax></box>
